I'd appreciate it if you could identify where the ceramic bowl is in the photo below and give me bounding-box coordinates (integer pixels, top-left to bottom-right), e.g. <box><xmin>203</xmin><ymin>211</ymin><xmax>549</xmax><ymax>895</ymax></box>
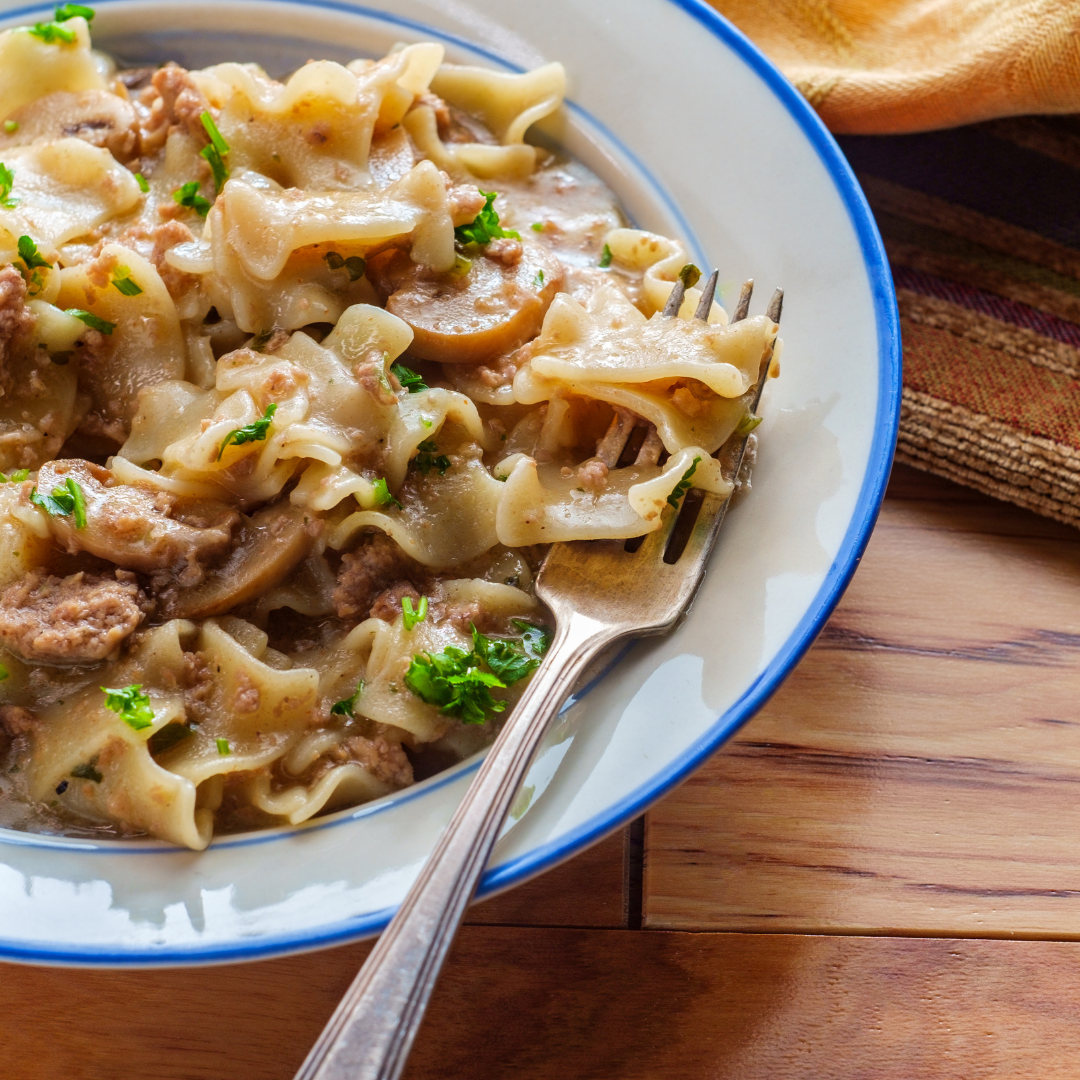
<box><xmin>0</xmin><ymin>0</ymin><xmax>899</xmax><ymax>965</ymax></box>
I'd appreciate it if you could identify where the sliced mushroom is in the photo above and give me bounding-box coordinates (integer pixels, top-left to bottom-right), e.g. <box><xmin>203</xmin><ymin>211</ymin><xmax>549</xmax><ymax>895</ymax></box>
<box><xmin>368</xmin><ymin>243</ymin><xmax>563</xmax><ymax>364</ymax></box>
<box><xmin>159</xmin><ymin>503</ymin><xmax>320</xmax><ymax>619</ymax></box>
<box><xmin>36</xmin><ymin>459</ymin><xmax>238</xmax><ymax>583</ymax></box>
<box><xmin>0</xmin><ymin>91</ymin><xmax>139</xmax><ymax>162</ymax></box>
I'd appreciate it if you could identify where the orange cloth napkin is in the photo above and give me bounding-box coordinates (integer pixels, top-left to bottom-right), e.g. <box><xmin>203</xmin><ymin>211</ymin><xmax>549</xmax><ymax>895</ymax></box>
<box><xmin>711</xmin><ymin>0</ymin><xmax>1080</xmax><ymax>133</ymax></box>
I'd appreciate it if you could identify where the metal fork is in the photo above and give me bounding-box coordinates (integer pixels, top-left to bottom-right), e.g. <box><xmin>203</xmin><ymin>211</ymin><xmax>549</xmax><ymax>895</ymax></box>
<box><xmin>294</xmin><ymin>273</ymin><xmax>783</xmax><ymax>1080</ymax></box>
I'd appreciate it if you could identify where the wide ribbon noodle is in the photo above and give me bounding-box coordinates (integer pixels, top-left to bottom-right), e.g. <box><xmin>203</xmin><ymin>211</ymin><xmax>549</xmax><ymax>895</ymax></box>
<box><xmin>0</xmin><ymin>16</ymin><xmax>780</xmax><ymax>848</ymax></box>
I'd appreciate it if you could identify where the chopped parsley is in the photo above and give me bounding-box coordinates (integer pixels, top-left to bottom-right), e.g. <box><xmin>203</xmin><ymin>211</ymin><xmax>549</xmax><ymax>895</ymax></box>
<box><xmin>173</xmin><ymin>180</ymin><xmax>210</xmax><ymax>218</ymax></box>
<box><xmin>0</xmin><ymin>163</ymin><xmax>17</xmax><ymax>209</ymax></box>
<box><xmin>402</xmin><ymin>595</ymin><xmax>427</xmax><ymax>631</ymax></box>
<box><xmin>102</xmin><ymin>684</ymin><xmax>155</xmax><ymax>732</ymax></box>
<box><xmin>404</xmin><ymin>623</ymin><xmax>544</xmax><ymax>725</ymax></box>
<box><xmin>412</xmin><ymin>440</ymin><xmax>450</xmax><ymax>476</ymax></box>
<box><xmin>330</xmin><ymin>679</ymin><xmax>364</xmax><ymax>718</ymax></box>
<box><xmin>111</xmin><ymin>265</ymin><xmax>143</xmax><ymax>296</ymax></box>
<box><xmin>678</xmin><ymin>263</ymin><xmax>701</xmax><ymax>290</ymax></box>
<box><xmin>0</xmin><ymin>469</ymin><xmax>29</xmax><ymax>482</ymax></box>
<box><xmin>531</xmin><ymin>222</ymin><xmax>544</xmax><ymax>232</ymax></box>
<box><xmin>667</xmin><ymin>456</ymin><xmax>701</xmax><ymax>508</ymax></box>
<box><xmin>249</xmin><ymin>327</ymin><xmax>278</xmax><ymax>352</ymax></box>
<box><xmin>599</xmin><ymin>243</ymin><xmax>613</xmax><ymax>268</ymax></box>
<box><xmin>736</xmin><ymin>413</ymin><xmax>763</xmax><ymax>437</ymax></box>
<box><xmin>3</xmin><ymin>121</ymin><xmax>16</xmax><ymax>135</ymax></box>
<box><xmin>25</xmin><ymin>20</ymin><xmax>77</xmax><ymax>44</ymax></box>
<box><xmin>217</xmin><ymin>402</ymin><xmax>277</xmax><ymax>460</ymax></box>
<box><xmin>70</xmin><ymin>761</ymin><xmax>103</xmax><ymax>783</ymax></box>
<box><xmin>454</xmin><ymin>189</ymin><xmax>520</xmax><ymax>248</ymax></box>
<box><xmin>216</xmin><ymin>737</ymin><xmax>231</xmax><ymax>756</ymax></box>
<box><xmin>30</xmin><ymin>476</ymin><xmax>86</xmax><ymax>528</ymax></box>
<box><xmin>17</xmin><ymin>235</ymin><xmax>50</xmax><ymax>271</ymax></box>
<box><xmin>533</xmin><ymin>270</ymin><xmax>544</xmax><ymax>287</ymax></box>
<box><xmin>134</xmin><ymin>172</ymin><xmax>149</xmax><ymax>192</ymax></box>
<box><xmin>55</xmin><ymin>4</ymin><xmax>95</xmax><ymax>21</ymax></box>
<box><xmin>0</xmin><ymin>662</ymin><xmax>8</xmax><ymax>682</ymax></box>
<box><xmin>391</xmin><ymin>362</ymin><xmax>427</xmax><ymax>393</ymax></box>
<box><xmin>511</xmin><ymin>619</ymin><xmax>552</xmax><ymax>660</ymax></box>
<box><xmin>199</xmin><ymin>111</ymin><xmax>229</xmax><ymax>192</ymax></box>
<box><xmin>66</xmin><ymin>308</ymin><xmax>115</xmax><ymax>335</ymax></box>
<box><xmin>148</xmin><ymin>722</ymin><xmax>192</xmax><ymax>756</ymax></box>
<box><xmin>324</xmin><ymin>250</ymin><xmax>366</xmax><ymax>280</ymax></box>
<box><xmin>372</xmin><ymin>477</ymin><xmax>401</xmax><ymax>509</ymax></box>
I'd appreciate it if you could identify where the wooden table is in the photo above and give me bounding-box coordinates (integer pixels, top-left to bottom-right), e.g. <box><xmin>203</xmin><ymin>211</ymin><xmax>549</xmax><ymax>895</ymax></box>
<box><xmin>7</xmin><ymin>462</ymin><xmax>1080</xmax><ymax>1078</ymax></box>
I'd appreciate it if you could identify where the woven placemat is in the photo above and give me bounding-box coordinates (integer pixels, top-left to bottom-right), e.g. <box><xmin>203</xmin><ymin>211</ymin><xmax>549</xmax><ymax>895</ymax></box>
<box><xmin>837</xmin><ymin>118</ymin><xmax>1080</xmax><ymax>527</ymax></box>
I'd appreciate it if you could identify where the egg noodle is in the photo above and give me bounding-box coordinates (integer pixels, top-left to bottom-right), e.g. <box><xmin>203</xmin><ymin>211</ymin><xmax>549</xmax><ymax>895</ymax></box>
<box><xmin>0</xmin><ymin>8</ymin><xmax>780</xmax><ymax>848</ymax></box>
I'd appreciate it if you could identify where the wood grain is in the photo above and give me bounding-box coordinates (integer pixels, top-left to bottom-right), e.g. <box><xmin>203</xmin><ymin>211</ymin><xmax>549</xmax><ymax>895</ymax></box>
<box><xmin>6</xmin><ymin>928</ymin><xmax>1080</xmax><ymax>1079</ymax></box>
<box><xmin>645</xmin><ymin>465</ymin><xmax>1080</xmax><ymax>936</ymax></box>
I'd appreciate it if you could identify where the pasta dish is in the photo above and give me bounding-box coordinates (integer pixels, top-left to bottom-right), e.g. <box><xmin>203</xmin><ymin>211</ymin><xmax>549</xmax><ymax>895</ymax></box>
<box><xmin>0</xmin><ymin>7</ymin><xmax>780</xmax><ymax>848</ymax></box>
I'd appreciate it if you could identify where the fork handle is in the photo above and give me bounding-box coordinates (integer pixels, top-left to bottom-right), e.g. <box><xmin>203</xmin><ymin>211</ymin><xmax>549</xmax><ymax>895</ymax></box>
<box><xmin>293</xmin><ymin>611</ymin><xmax>620</xmax><ymax>1080</ymax></box>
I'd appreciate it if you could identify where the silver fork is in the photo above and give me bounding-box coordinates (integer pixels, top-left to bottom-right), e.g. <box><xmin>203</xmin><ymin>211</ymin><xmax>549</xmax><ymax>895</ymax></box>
<box><xmin>294</xmin><ymin>273</ymin><xmax>783</xmax><ymax>1080</ymax></box>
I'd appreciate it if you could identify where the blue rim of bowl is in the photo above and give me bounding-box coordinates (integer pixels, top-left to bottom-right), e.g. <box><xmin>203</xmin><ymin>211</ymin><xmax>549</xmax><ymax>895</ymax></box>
<box><xmin>0</xmin><ymin>0</ymin><xmax>900</xmax><ymax>965</ymax></box>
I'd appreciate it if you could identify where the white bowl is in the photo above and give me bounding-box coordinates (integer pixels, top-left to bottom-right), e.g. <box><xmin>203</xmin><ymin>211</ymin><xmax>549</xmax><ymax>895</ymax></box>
<box><xmin>0</xmin><ymin>0</ymin><xmax>899</xmax><ymax>966</ymax></box>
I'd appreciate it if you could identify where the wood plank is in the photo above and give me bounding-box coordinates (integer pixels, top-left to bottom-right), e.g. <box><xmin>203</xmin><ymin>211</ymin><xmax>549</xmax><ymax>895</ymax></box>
<box><xmin>6</xmin><ymin>928</ymin><xmax>1080</xmax><ymax>1078</ymax></box>
<box><xmin>645</xmin><ymin>465</ymin><xmax>1080</xmax><ymax>935</ymax></box>
<box><xmin>466</xmin><ymin>828</ymin><xmax>627</xmax><ymax>928</ymax></box>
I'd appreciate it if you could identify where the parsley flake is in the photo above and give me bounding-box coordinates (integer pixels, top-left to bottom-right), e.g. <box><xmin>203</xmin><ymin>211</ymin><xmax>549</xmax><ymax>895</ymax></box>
<box><xmin>330</xmin><ymin>679</ymin><xmax>364</xmax><ymax>718</ymax></box>
<box><xmin>533</xmin><ymin>269</ymin><xmax>544</xmax><ymax>287</ymax></box>
<box><xmin>173</xmin><ymin>180</ymin><xmax>210</xmax><ymax>218</ymax></box>
<box><xmin>412</xmin><ymin>440</ymin><xmax>450</xmax><ymax>476</ymax></box>
<box><xmin>599</xmin><ymin>243</ymin><xmax>613</xmax><ymax>269</ymax></box>
<box><xmin>0</xmin><ymin>662</ymin><xmax>8</xmax><ymax>681</ymax></box>
<box><xmin>199</xmin><ymin>111</ymin><xmax>229</xmax><ymax>192</ymax></box>
<box><xmin>25</xmin><ymin>21</ymin><xmax>77</xmax><ymax>44</ymax></box>
<box><xmin>102</xmin><ymin>684</ymin><xmax>154</xmax><ymax>732</ymax></box>
<box><xmin>148</xmin><ymin>722</ymin><xmax>193</xmax><ymax>756</ymax></box>
<box><xmin>134</xmin><ymin>171</ymin><xmax>149</xmax><ymax>192</ymax></box>
<box><xmin>66</xmin><ymin>308</ymin><xmax>115</xmax><ymax>335</ymax></box>
<box><xmin>667</xmin><ymin>456</ymin><xmax>701</xmax><ymax>508</ymax></box>
<box><xmin>70</xmin><ymin>761</ymin><xmax>103</xmax><ymax>783</ymax></box>
<box><xmin>402</xmin><ymin>595</ymin><xmax>428</xmax><ymax>631</ymax></box>
<box><xmin>511</xmin><ymin>619</ymin><xmax>552</xmax><ymax>659</ymax></box>
<box><xmin>3</xmin><ymin>121</ymin><xmax>17</xmax><ymax>134</ymax></box>
<box><xmin>55</xmin><ymin>4</ymin><xmax>95</xmax><ymax>21</ymax></box>
<box><xmin>0</xmin><ymin>163</ymin><xmax>17</xmax><ymax>209</ymax></box>
<box><xmin>678</xmin><ymin>263</ymin><xmax>701</xmax><ymax>290</ymax></box>
<box><xmin>372</xmin><ymin>477</ymin><xmax>401</xmax><ymax>509</ymax></box>
<box><xmin>30</xmin><ymin>476</ymin><xmax>86</xmax><ymax>528</ymax></box>
<box><xmin>454</xmin><ymin>190</ymin><xmax>520</xmax><ymax>248</ymax></box>
<box><xmin>217</xmin><ymin>402</ymin><xmax>277</xmax><ymax>460</ymax></box>
<box><xmin>323</xmin><ymin>250</ymin><xmax>365</xmax><ymax>280</ymax></box>
<box><xmin>391</xmin><ymin>362</ymin><xmax>427</xmax><ymax>393</ymax></box>
<box><xmin>111</xmin><ymin>265</ymin><xmax>143</xmax><ymax>296</ymax></box>
<box><xmin>216</xmin><ymin>737</ymin><xmax>231</xmax><ymax>756</ymax></box>
<box><xmin>531</xmin><ymin>222</ymin><xmax>544</xmax><ymax>232</ymax></box>
<box><xmin>736</xmin><ymin>413</ymin><xmax>763</xmax><ymax>437</ymax></box>
<box><xmin>0</xmin><ymin>469</ymin><xmax>29</xmax><ymax>483</ymax></box>
<box><xmin>17</xmin><ymin>235</ymin><xmax>50</xmax><ymax>271</ymax></box>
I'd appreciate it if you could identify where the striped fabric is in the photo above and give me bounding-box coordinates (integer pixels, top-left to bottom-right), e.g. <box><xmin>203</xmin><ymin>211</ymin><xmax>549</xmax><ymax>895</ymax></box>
<box><xmin>838</xmin><ymin>119</ymin><xmax>1080</xmax><ymax>526</ymax></box>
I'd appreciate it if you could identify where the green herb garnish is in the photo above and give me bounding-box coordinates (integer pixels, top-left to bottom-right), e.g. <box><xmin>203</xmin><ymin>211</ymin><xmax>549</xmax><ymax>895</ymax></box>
<box><xmin>391</xmin><ymin>362</ymin><xmax>427</xmax><ymax>393</ymax></box>
<box><xmin>25</xmin><ymin>21</ymin><xmax>77</xmax><ymax>44</ymax></box>
<box><xmin>134</xmin><ymin>172</ymin><xmax>149</xmax><ymax>192</ymax></box>
<box><xmin>323</xmin><ymin>250</ymin><xmax>365</xmax><ymax>280</ymax></box>
<box><xmin>330</xmin><ymin>680</ymin><xmax>364</xmax><ymax>718</ymax></box>
<box><xmin>216</xmin><ymin>737</ymin><xmax>231</xmax><ymax>756</ymax></box>
<box><xmin>372</xmin><ymin>477</ymin><xmax>401</xmax><ymax>509</ymax></box>
<box><xmin>111</xmin><ymin>265</ymin><xmax>143</xmax><ymax>296</ymax></box>
<box><xmin>0</xmin><ymin>469</ymin><xmax>29</xmax><ymax>483</ymax></box>
<box><xmin>0</xmin><ymin>662</ymin><xmax>8</xmax><ymax>681</ymax></box>
<box><xmin>667</xmin><ymin>456</ymin><xmax>701</xmax><ymax>508</ymax></box>
<box><xmin>217</xmin><ymin>402</ymin><xmax>277</xmax><ymax>460</ymax></box>
<box><xmin>533</xmin><ymin>270</ymin><xmax>544</xmax><ymax>287</ymax></box>
<box><xmin>199</xmin><ymin>111</ymin><xmax>229</xmax><ymax>192</ymax></box>
<box><xmin>678</xmin><ymin>263</ymin><xmax>701</xmax><ymax>289</ymax></box>
<box><xmin>70</xmin><ymin>761</ymin><xmax>102</xmax><ymax>783</ymax></box>
<box><xmin>55</xmin><ymin>4</ymin><xmax>95</xmax><ymax>21</ymax></box>
<box><xmin>3</xmin><ymin>121</ymin><xmax>17</xmax><ymax>135</ymax></box>
<box><xmin>173</xmin><ymin>180</ymin><xmax>210</xmax><ymax>218</ymax></box>
<box><xmin>511</xmin><ymin>619</ymin><xmax>552</xmax><ymax>659</ymax></box>
<box><xmin>66</xmin><ymin>308</ymin><xmax>115</xmax><ymax>335</ymax></box>
<box><xmin>599</xmin><ymin>243</ymin><xmax>613</xmax><ymax>269</ymax></box>
<box><xmin>735</xmin><ymin>413</ymin><xmax>763</xmax><ymax>437</ymax></box>
<box><xmin>402</xmin><ymin>595</ymin><xmax>427</xmax><ymax>631</ymax></box>
<box><xmin>249</xmin><ymin>327</ymin><xmax>276</xmax><ymax>352</ymax></box>
<box><xmin>0</xmin><ymin>163</ymin><xmax>17</xmax><ymax>209</ymax></box>
<box><xmin>531</xmin><ymin>222</ymin><xmax>544</xmax><ymax>232</ymax></box>
<box><xmin>30</xmin><ymin>476</ymin><xmax>86</xmax><ymax>527</ymax></box>
<box><xmin>17</xmin><ymin>235</ymin><xmax>50</xmax><ymax>271</ymax></box>
<box><xmin>471</xmin><ymin>625</ymin><xmax>540</xmax><ymax>684</ymax></box>
<box><xmin>454</xmin><ymin>189</ymin><xmax>520</xmax><ymax>248</ymax></box>
<box><xmin>412</xmin><ymin>440</ymin><xmax>450</xmax><ymax>476</ymax></box>
<box><xmin>102</xmin><ymin>684</ymin><xmax>154</xmax><ymax>731</ymax></box>
<box><xmin>148</xmin><ymin>723</ymin><xmax>193</xmax><ymax>756</ymax></box>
